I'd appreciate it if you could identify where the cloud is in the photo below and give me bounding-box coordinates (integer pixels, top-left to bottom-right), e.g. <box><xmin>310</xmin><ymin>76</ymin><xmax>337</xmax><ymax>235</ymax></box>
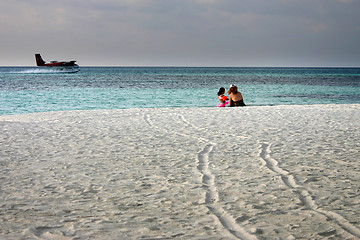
<box><xmin>1</xmin><ymin>0</ymin><xmax>359</xmax><ymax>66</ymax></box>
<box><xmin>336</xmin><ymin>0</ymin><xmax>353</xmax><ymax>3</ymax></box>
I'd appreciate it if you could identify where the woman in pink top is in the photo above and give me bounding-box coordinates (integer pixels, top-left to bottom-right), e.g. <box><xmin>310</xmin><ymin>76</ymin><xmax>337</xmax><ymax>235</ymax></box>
<box><xmin>217</xmin><ymin>87</ymin><xmax>229</xmax><ymax>107</ymax></box>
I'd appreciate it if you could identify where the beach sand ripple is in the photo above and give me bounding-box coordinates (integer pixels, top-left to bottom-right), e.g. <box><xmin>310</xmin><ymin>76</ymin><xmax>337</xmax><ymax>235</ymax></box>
<box><xmin>1</xmin><ymin>104</ymin><xmax>359</xmax><ymax>239</ymax></box>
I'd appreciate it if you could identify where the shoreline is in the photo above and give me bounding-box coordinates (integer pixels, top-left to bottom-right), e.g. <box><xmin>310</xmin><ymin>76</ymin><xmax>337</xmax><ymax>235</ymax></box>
<box><xmin>1</xmin><ymin>103</ymin><xmax>359</xmax><ymax>118</ymax></box>
<box><xmin>1</xmin><ymin>104</ymin><xmax>359</xmax><ymax>239</ymax></box>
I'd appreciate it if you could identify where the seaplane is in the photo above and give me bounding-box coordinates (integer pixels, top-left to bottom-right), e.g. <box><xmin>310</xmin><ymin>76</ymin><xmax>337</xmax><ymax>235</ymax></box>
<box><xmin>35</xmin><ymin>53</ymin><xmax>79</xmax><ymax>73</ymax></box>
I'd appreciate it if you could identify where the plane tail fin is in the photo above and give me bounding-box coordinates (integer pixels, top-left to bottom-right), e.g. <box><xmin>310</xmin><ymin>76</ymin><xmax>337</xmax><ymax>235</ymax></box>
<box><xmin>35</xmin><ymin>54</ymin><xmax>45</xmax><ymax>66</ymax></box>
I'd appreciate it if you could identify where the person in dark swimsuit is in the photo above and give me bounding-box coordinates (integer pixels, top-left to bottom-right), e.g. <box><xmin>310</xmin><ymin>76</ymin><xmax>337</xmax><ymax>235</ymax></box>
<box><xmin>228</xmin><ymin>84</ymin><xmax>246</xmax><ymax>107</ymax></box>
<box><xmin>231</xmin><ymin>99</ymin><xmax>246</xmax><ymax>107</ymax></box>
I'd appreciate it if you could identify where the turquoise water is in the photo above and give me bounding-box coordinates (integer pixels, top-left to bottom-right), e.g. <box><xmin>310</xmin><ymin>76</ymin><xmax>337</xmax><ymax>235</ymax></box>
<box><xmin>1</xmin><ymin>67</ymin><xmax>359</xmax><ymax>115</ymax></box>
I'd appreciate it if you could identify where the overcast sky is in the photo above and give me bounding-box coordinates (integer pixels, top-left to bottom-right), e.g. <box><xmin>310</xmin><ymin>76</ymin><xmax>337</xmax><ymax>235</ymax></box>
<box><xmin>1</xmin><ymin>0</ymin><xmax>359</xmax><ymax>66</ymax></box>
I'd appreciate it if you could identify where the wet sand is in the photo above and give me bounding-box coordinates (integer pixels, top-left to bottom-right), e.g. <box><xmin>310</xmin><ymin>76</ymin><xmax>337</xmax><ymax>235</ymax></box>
<box><xmin>1</xmin><ymin>104</ymin><xmax>359</xmax><ymax>239</ymax></box>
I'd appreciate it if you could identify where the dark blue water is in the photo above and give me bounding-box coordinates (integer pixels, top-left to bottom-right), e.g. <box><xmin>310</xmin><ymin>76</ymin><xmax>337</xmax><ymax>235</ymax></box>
<box><xmin>1</xmin><ymin>67</ymin><xmax>359</xmax><ymax>115</ymax></box>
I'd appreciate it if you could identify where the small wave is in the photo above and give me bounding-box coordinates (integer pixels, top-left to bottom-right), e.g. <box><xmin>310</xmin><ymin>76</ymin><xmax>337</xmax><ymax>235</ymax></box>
<box><xmin>9</xmin><ymin>68</ymin><xmax>77</xmax><ymax>74</ymax></box>
<box><xmin>273</xmin><ymin>93</ymin><xmax>360</xmax><ymax>102</ymax></box>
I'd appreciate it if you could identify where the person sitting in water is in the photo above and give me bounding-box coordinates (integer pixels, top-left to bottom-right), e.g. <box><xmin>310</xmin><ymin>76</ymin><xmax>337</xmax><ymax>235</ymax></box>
<box><xmin>217</xmin><ymin>87</ymin><xmax>229</xmax><ymax>107</ymax></box>
<box><xmin>228</xmin><ymin>84</ymin><xmax>246</xmax><ymax>107</ymax></box>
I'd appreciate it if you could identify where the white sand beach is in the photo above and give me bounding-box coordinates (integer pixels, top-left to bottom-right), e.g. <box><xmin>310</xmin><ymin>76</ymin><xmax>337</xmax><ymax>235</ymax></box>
<box><xmin>0</xmin><ymin>104</ymin><xmax>359</xmax><ymax>239</ymax></box>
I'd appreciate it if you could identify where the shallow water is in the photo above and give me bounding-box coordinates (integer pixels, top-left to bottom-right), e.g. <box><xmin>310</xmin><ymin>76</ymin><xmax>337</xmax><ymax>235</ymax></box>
<box><xmin>1</xmin><ymin>67</ymin><xmax>359</xmax><ymax>115</ymax></box>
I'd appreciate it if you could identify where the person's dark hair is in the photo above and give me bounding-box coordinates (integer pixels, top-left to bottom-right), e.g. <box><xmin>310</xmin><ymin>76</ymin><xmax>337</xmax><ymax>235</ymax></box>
<box><xmin>218</xmin><ymin>87</ymin><xmax>225</xmax><ymax>96</ymax></box>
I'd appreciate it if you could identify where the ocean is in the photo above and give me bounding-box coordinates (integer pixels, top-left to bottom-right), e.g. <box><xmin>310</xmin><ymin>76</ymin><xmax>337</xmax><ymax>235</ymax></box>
<box><xmin>1</xmin><ymin>67</ymin><xmax>359</xmax><ymax>115</ymax></box>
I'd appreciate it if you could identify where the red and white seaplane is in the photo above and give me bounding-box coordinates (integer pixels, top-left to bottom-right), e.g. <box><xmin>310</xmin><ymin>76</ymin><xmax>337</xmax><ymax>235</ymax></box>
<box><xmin>35</xmin><ymin>54</ymin><xmax>79</xmax><ymax>73</ymax></box>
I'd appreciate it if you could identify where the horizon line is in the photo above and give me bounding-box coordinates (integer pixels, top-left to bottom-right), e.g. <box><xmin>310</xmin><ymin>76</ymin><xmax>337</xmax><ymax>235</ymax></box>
<box><xmin>1</xmin><ymin>65</ymin><xmax>360</xmax><ymax>68</ymax></box>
